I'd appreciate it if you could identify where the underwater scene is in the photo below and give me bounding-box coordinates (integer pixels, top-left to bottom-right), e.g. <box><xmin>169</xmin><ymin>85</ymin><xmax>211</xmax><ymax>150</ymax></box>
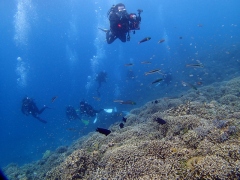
<box><xmin>0</xmin><ymin>0</ymin><xmax>240</xmax><ymax>179</ymax></box>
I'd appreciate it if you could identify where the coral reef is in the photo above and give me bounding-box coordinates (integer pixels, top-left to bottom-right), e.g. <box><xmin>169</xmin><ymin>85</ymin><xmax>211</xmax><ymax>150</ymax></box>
<box><xmin>3</xmin><ymin>77</ymin><xmax>240</xmax><ymax>179</ymax></box>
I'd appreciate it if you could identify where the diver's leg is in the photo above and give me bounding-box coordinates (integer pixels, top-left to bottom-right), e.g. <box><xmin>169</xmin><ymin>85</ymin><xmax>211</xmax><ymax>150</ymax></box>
<box><xmin>106</xmin><ymin>31</ymin><xmax>117</xmax><ymax>44</ymax></box>
<box><xmin>118</xmin><ymin>33</ymin><xmax>127</xmax><ymax>42</ymax></box>
<box><xmin>36</xmin><ymin>117</ymin><xmax>47</xmax><ymax>123</ymax></box>
<box><xmin>32</xmin><ymin>113</ymin><xmax>47</xmax><ymax>123</ymax></box>
<box><xmin>38</xmin><ymin>105</ymin><xmax>47</xmax><ymax>114</ymax></box>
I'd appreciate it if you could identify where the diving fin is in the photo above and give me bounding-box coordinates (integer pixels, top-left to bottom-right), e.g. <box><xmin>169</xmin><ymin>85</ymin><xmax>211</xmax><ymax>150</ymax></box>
<box><xmin>104</xmin><ymin>109</ymin><xmax>113</xmax><ymax>113</ymax></box>
<box><xmin>93</xmin><ymin>113</ymin><xmax>98</xmax><ymax>123</ymax></box>
<box><xmin>122</xmin><ymin>111</ymin><xmax>130</xmax><ymax>115</ymax></box>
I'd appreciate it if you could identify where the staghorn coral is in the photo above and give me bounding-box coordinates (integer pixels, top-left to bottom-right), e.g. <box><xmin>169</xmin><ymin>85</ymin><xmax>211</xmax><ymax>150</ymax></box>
<box><xmin>185</xmin><ymin>155</ymin><xmax>239</xmax><ymax>179</ymax></box>
<box><xmin>4</xmin><ymin>77</ymin><xmax>240</xmax><ymax>180</ymax></box>
<box><xmin>219</xmin><ymin>94</ymin><xmax>239</xmax><ymax>105</ymax></box>
<box><xmin>46</xmin><ymin>149</ymin><xmax>100</xmax><ymax>180</ymax></box>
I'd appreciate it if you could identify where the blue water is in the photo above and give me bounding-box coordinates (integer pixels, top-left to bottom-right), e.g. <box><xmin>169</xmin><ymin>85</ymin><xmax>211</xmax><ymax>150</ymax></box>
<box><xmin>0</xmin><ymin>0</ymin><xmax>239</xmax><ymax>167</ymax></box>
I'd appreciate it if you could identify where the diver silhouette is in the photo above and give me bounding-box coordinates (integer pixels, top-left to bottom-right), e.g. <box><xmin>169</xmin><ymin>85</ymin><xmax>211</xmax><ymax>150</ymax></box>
<box><xmin>99</xmin><ymin>3</ymin><xmax>142</xmax><ymax>44</ymax></box>
<box><xmin>95</xmin><ymin>71</ymin><xmax>107</xmax><ymax>96</ymax></box>
<box><xmin>21</xmin><ymin>97</ymin><xmax>48</xmax><ymax>123</ymax></box>
<box><xmin>66</xmin><ymin>105</ymin><xmax>80</xmax><ymax>120</ymax></box>
<box><xmin>79</xmin><ymin>100</ymin><xmax>103</xmax><ymax>118</ymax></box>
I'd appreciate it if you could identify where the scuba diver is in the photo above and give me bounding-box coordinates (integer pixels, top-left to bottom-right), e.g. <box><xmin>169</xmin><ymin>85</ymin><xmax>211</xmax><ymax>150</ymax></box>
<box><xmin>80</xmin><ymin>100</ymin><xmax>119</xmax><ymax>123</ymax></box>
<box><xmin>99</xmin><ymin>3</ymin><xmax>142</xmax><ymax>44</ymax></box>
<box><xmin>79</xmin><ymin>100</ymin><xmax>103</xmax><ymax>118</ymax></box>
<box><xmin>66</xmin><ymin>105</ymin><xmax>80</xmax><ymax>120</ymax></box>
<box><xmin>95</xmin><ymin>71</ymin><xmax>107</xmax><ymax>96</ymax></box>
<box><xmin>21</xmin><ymin>97</ymin><xmax>48</xmax><ymax>123</ymax></box>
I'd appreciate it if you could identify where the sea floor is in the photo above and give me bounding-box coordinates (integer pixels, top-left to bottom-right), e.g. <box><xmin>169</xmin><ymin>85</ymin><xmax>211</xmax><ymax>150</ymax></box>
<box><xmin>4</xmin><ymin>77</ymin><xmax>240</xmax><ymax>180</ymax></box>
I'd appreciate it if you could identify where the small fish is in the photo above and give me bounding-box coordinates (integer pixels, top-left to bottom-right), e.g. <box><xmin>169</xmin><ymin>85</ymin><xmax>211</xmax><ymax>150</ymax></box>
<box><xmin>186</xmin><ymin>64</ymin><xmax>204</xmax><ymax>68</ymax></box>
<box><xmin>113</xmin><ymin>100</ymin><xmax>124</xmax><ymax>103</ymax></box>
<box><xmin>197</xmin><ymin>81</ymin><xmax>203</xmax><ymax>85</ymax></box>
<box><xmin>120</xmin><ymin>100</ymin><xmax>136</xmax><ymax>105</ymax></box>
<box><xmin>125</xmin><ymin>63</ymin><xmax>134</xmax><ymax>66</ymax></box>
<box><xmin>182</xmin><ymin>81</ymin><xmax>197</xmax><ymax>90</ymax></box>
<box><xmin>51</xmin><ymin>96</ymin><xmax>58</xmax><ymax>103</ymax></box>
<box><xmin>155</xmin><ymin>117</ymin><xmax>167</xmax><ymax>125</ymax></box>
<box><xmin>145</xmin><ymin>69</ymin><xmax>162</xmax><ymax>75</ymax></box>
<box><xmin>141</xmin><ymin>61</ymin><xmax>151</xmax><ymax>64</ymax></box>
<box><xmin>119</xmin><ymin>123</ymin><xmax>124</xmax><ymax>128</ymax></box>
<box><xmin>138</xmin><ymin>37</ymin><xmax>151</xmax><ymax>44</ymax></box>
<box><xmin>179</xmin><ymin>36</ymin><xmax>183</xmax><ymax>39</ymax></box>
<box><xmin>158</xmin><ymin>39</ymin><xmax>165</xmax><ymax>43</ymax></box>
<box><xmin>96</xmin><ymin>127</ymin><xmax>111</xmax><ymax>136</ymax></box>
<box><xmin>122</xmin><ymin>117</ymin><xmax>127</xmax><ymax>122</ymax></box>
<box><xmin>152</xmin><ymin>78</ymin><xmax>163</xmax><ymax>84</ymax></box>
<box><xmin>66</xmin><ymin>128</ymin><xmax>77</xmax><ymax>132</ymax></box>
<box><xmin>93</xmin><ymin>96</ymin><xmax>101</xmax><ymax>101</ymax></box>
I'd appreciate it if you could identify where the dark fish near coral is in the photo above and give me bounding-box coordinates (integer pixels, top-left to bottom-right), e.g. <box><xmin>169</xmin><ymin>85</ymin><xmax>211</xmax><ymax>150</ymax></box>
<box><xmin>155</xmin><ymin>117</ymin><xmax>166</xmax><ymax>125</ymax></box>
<box><xmin>158</xmin><ymin>39</ymin><xmax>165</xmax><ymax>43</ymax></box>
<box><xmin>125</xmin><ymin>63</ymin><xmax>134</xmax><ymax>66</ymax></box>
<box><xmin>186</xmin><ymin>64</ymin><xmax>204</xmax><ymax>68</ymax></box>
<box><xmin>119</xmin><ymin>123</ymin><xmax>124</xmax><ymax>128</ymax></box>
<box><xmin>96</xmin><ymin>128</ymin><xmax>111</xmax><ymax>136</ymax></box>
<box><xmin>122</xmin><ymin>117</ymin><xmax>127</xmax><ymax>122</ymax></box>
<box><xmin>51</xmin><ymin>96</ymin><xmax>58</xmax><ymax>103</ymax></box>
<box><xmin>145</xmin><ymin>69</ymin><xmax>162</xmax><ymax>75</ymax></box>
<box><xmin>152</xmin><ymin>78</ymin><xmax>163</xmax><ymax>84</ymax></box>
<box><xmin>141</xmin><ymin>61</ymin><xmax>151</xmax><ymax>64</ymax></box>
<box><xmin>138</xmin><ymin>37</ymin><xmax>151</xmax><ymax>44</ymax></box>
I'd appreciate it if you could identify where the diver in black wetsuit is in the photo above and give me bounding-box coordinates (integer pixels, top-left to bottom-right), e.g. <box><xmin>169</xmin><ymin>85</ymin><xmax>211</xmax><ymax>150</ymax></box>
<box><xmin>95</xmin><ymin>71</ymin><xmax>107</xmax><ymax>96</ymax></box>
<box><xmin>99</xmin><ymin>3</ymin><xmax>142</xmax><ymax>44</ymax></box>
<box><xmin>21</xmin><ymin>97</ymin><xmax>48</xmax><ymax>123</ymax></box>
<box><xmin>79</xmin><ymin>100</ymin><xmax>103</xmax><ymax>117</ymax></box>
<box><xmin>66</xmin><ymin>105</ymin><xmax>80</xmax><ymax>120</ymax></box>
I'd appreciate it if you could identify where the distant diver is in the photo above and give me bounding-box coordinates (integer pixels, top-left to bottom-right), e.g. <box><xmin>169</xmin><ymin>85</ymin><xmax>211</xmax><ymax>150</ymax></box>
<box><xmin>95</xmin><ymin>71</ymin><xmax>107</xmax><ymax>97</ymax></box>
<box><xmin>99</xmin><ymin>3</ymin><xmax>142</xmax><ymax>44</ymax></box>
<box><xmin>79</xmin><ymin>100</ymin><xmax>103</xmax><ymax>118</ymax></box>
<box><xmin>66</xmin><ymin>105</ymin><xmax>80</xmax><ymax>120</ymax></box>
<box><xmin>21</xmin><ymin>97</ymin><xmax>48</xmax><ymax>123</ymax></box>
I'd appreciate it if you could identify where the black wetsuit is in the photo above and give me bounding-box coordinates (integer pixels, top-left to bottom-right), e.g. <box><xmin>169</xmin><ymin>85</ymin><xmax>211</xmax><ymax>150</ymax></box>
<box><xmin>21</xmin><ymin>97</ymin><xmax>48</xmax><ymax>123</ymax></box>
<box><xmin>66</xmin><ymin>105</ymin><xmax>80</xmax><ymax>120</ymax></box>
<box><xmin>106</xmin><ymin>4</ymin><xmax>141</xmax><ymax>44</ymax></box>
<box><xmin>107</xmin><ymin>10</ymin><xmax>129</xmax><ymax>44</ymax></box>
<box><xmin>79</xmin><ymin>101</ymin><xmax>103</xmax><ymax>117</ymax></box>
